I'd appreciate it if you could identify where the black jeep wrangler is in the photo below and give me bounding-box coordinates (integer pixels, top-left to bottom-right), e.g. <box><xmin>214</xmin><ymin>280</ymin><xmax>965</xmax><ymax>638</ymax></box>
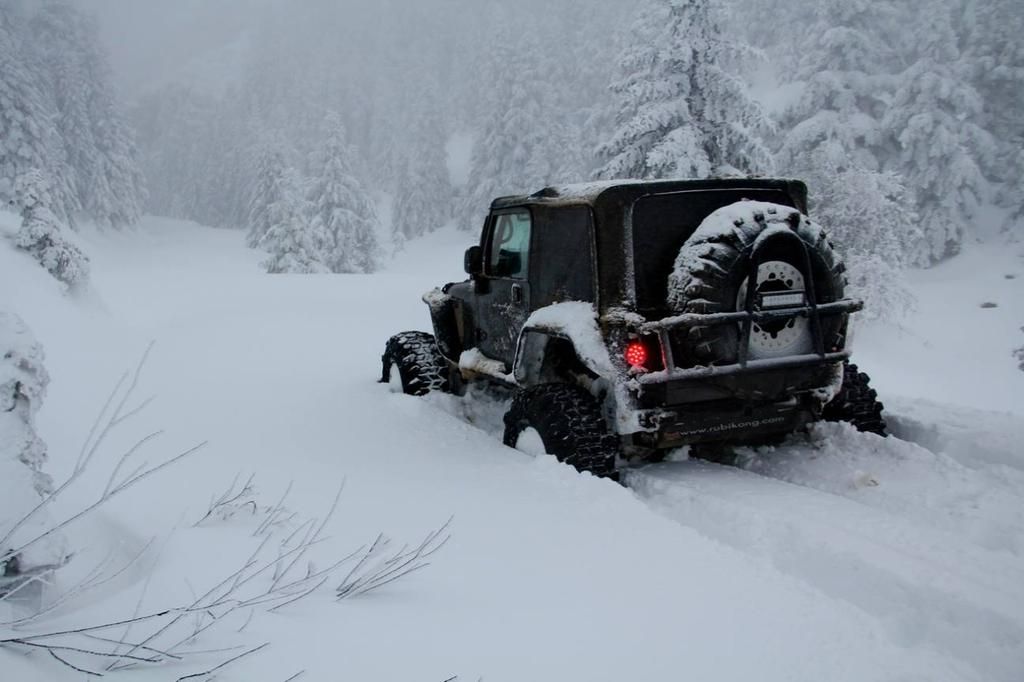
<box><xmin>382</xmin><ymin>178</ymin><xmax>885</xmax><ymax>478</ymax></box>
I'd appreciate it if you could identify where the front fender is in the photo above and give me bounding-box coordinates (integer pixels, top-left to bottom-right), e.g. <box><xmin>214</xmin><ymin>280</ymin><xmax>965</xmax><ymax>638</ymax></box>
<box><xmin>423</xmin><ymin>285</ymin><xmax>469</xmax><ymax>363</ymax></box>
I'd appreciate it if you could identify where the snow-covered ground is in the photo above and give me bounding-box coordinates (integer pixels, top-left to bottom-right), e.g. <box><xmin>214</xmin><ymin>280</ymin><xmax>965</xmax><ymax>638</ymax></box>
<box><xmin>1</xmin><ymin>215</ymin><xmax>1023</xmax><ymax>681</ymax></box>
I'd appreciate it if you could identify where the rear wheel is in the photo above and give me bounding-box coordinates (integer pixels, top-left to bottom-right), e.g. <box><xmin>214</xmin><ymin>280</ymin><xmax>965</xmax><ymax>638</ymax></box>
<box><xmin>822</xmin><ymin>362</ymin><xmax>887</xmax><ymax>436</ymax></box>
<box><xmin>502</xmin><ymin>383</ymin><xmax>619</xmax><ymax>478</ymax></box>
<box><xmin>381</xmin><ymin>331</ymin><xmax>448</xmax><ymax>396</ymax></box>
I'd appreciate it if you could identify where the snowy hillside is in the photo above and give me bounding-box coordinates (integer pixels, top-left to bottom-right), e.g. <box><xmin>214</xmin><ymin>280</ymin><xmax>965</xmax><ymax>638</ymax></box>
<box><xmin>1</xmin><ymin>214</ymin><xmax>1022</xmax><ymax>681</ymax></box>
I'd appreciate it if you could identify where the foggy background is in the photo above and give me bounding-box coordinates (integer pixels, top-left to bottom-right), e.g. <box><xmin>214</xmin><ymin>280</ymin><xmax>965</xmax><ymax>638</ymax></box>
<box><xmin>1</xmin><ymin>0</ymin><xmax>1021</xmax><ymax>297</ymax></box>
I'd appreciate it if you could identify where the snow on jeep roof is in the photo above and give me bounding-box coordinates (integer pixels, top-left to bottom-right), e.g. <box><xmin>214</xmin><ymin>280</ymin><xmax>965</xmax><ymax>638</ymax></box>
<box><xmin>537</xmin><ymin>180</ymin><xmax>636</xmax><ymax>200</ymax></box>
<box><xmin>491</xmin><ymin>177</ymin><xmax>807</xmax><ymax>210</ymax></box>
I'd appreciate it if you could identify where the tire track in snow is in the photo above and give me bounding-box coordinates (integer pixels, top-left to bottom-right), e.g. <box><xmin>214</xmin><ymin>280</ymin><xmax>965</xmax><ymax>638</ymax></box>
<box><xmin>425</xmin><ymin>383</ymin><xmax>1024</xmax><ymax>679</ymax></box>
<box><xmin>732</xmin><ymin>420</ymin><xmax>1024</xmax><ymax>557</ymax></box>
<box><xmin>626</xmin><ymin>459</ymin><xmax>1024</xmax><ymax>682</ymax></box>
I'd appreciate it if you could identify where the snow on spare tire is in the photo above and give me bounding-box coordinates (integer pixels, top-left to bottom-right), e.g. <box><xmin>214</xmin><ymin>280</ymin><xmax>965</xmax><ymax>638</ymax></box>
<box><xmin>666</xmin><ymin>201</ymin><xmax>847</xmax><ymax>364</ymax></box>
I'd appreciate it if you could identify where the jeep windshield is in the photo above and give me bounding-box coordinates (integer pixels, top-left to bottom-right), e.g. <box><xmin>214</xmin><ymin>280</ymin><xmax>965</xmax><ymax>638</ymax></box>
<box><xmin>631</xmin><ymin>188</ymin><xmax>797</xmax><ymax>315</ymax></box>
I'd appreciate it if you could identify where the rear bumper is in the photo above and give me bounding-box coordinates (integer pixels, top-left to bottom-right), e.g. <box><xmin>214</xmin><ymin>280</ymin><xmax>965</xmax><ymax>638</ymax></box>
<box><xmin>630</xmin><ymin>395</ymin><xmax>818</xmax><ymax>449</ymax></box>
<box><xmin>624</xmin><ymin>359</ymin><xmax>844</xmax><ymax>449</ymax></box>
<box><xmin>633</xmin><ymin>352</ymin><xmax>847</xmax><ymax>407</ymax></box>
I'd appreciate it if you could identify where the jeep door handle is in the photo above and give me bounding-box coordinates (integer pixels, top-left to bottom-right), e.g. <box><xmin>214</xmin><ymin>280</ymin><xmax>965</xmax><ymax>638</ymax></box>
<box><xmin>511</xmin><ymin>283</ymin><xmax>523</xmax><ymax>304</ymax></box>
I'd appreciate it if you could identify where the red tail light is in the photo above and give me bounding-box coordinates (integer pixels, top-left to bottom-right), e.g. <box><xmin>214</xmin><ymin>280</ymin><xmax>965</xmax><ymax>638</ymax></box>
<box><xmin>624</xmin><ymin>340</ymin><xmax>649</xmax><ymax>368</ymax></box>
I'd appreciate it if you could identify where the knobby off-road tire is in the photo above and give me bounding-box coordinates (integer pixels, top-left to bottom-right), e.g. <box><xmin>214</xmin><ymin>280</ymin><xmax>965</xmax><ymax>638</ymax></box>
<box><xmin>667</xmin><ymin>202</ymin><xmax>847</xmax><ymax>365</ymax></box>
<box><xmin>822</xmin><ymin>362</ymin><xmax>887</xmax><ymax>436</ymax></box>
<box><xmin>381</xmin><ymin>331</ymin><xmax>448</xmax><ymax>396</ymax></box>
<box><xmin>502</xmin><ymin>383</ymin><xmax>619</xmax><ymax>479</ymax></box>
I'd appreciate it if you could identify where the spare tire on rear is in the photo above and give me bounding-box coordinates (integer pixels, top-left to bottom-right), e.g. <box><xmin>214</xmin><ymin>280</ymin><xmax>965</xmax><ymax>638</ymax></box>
<box><xmin>666</xmin><ymin>201</ymin><xmax>847</xmax><ymax>366</ymax></box>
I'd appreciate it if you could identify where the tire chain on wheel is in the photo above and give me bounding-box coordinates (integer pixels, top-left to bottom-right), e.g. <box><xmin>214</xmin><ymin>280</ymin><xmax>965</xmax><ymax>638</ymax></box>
<box><xmin>667</xmin><ymin>203</ymin><xmax>847</xmax><ymax>364</ymax></box>
<box><xmin>381</xmin><ymin>331</ymin><xmax>448</xmax><ymax>396</ymax></box>
<box><xmin>822</xmin><ymin>362</ymin><xmax>887</xmax><ymax>436</ymax></box>
<box><xmin>503</xmin><ymin>383</ymin><xmax>619</xmax><ymax>478</ymax></box>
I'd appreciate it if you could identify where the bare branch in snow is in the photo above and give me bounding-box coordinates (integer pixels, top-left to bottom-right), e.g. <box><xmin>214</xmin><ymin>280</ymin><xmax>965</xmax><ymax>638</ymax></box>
<box><xmin>1</xmin><ymin>354</ymin><xmax>451</xmax><ymax>679</ymax></box>
<box><xmin>193</xmin><ymin>473</ymin><xmax>258</xmax><ymax>527</ymax></box>
<box><xmin>336</xmin><ymin>517</ymin><xmax>452</xmax><ymax>600</ymax></box>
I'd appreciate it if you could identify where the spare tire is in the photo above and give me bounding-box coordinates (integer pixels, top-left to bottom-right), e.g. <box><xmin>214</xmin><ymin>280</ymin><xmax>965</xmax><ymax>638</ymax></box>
<box><xmin>666</xmin><ymin>201</ymin><xmax>847</xmax><ymax>365</ymax></box>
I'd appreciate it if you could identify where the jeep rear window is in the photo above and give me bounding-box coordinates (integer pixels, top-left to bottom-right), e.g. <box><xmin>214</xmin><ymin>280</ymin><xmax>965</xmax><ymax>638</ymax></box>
<box><xmin>632</xmin><ymin>189</ymin><xmax>795</xmax><ymax>314</ymax></box>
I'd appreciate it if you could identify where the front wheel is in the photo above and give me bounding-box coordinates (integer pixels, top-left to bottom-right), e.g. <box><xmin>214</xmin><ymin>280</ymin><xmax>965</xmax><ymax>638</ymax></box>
<box><xmin>502</xmin><ymin>383</ymin><xmax>619</xmax><ymax>478</ymax></box>
<box><xmin>381</xmin><ymin>331</ymin><xmax>448</xmax><ymax>396</ymax></box>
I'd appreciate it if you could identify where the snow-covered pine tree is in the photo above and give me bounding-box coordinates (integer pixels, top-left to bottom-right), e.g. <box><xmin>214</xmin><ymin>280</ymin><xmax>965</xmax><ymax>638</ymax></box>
<box><xmin>774</xmin><ymin>0</ymin><xmax>903</xmax><ymax>176</ymax></box>
<box><xmin>805</xmin><ymin>153</ymin><xmax>917</xmax><ymax>321</ymax></box>
<box><xmin>881</xmin><ymin>0</ymin><xmax>994</xmax><ymax>264</ymax></box>
<box><xmin>0</xmin><ymin>311</ymin><xmax>53</xmax><ymax>499</ymax></box>
<box><xmin>391</xmin><ymin>91</ymin><xmax>452</xmax><ymax>249</ymax></box>
<box><xmin>459</xmin><ymin>16</ymin><xmax>555</xmax><ymax>230</ymax></box>
<box><xmin>13</xmin><ymin>169</ymin><xmax>90</xmax><ymax>289</ymax></box>
<box><xmin>961</xmin><ymin>0</ymin><xmax>1024</xmax><ymax>237</ymax></box>
<box><xmin>246</xmin><ymin>141</ymin><xmax>290</xmax><ymax>247</ymax></box>
<box><xmin>595</xmin><ymin>0</ymin><xmax>773</xmax><ymax>180</ymax></box>
<box><xmin>0</xmin><ymin>311</ymin><xmax>69</xmax><ymax>594</ymax></box>
<box><xmin>258</xmin><ymin>167</ymin><xmax>331</xmax><ymax>274</ymax></box>
<box><xmin>199</xmin><ymin>90</ymin><xmax>254</xmax><ymax>230</ymax></box>
<box><xmin>87</xmin><ymin>114</ymin><xmax>145</xmax><ymax>229</ymax></box>
<box><xmin>1005</xmin><ymin>150</ymin><xmax>1024</xmax><ymax>239</ymax></box>
<box><xmin>29</xmin><ymin>1</ymin><xmax>144</xmax><ymax>229</ymax></box>
<box><xmin>770</xmin><ymin>0</ymin><xmax>916</xmax><ymax>318</ymax></box>
<box><xmin>541</xmin><ymin>0</ymin><xmax>626</xmax><ymax>181</ymax></box>
<box><xmin>307</xmin><ymin>112</ymin><xmax>380</xmax><ymax>273</ymax></box>
<box><xmin>0</xmin><ymin>5</ymin><xmax>74</xmax><ymax>223</ymax></box>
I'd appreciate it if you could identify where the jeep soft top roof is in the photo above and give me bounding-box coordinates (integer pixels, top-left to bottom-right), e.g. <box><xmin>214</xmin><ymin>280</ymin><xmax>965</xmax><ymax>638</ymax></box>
<box><xmin>491</xmin><ymin>177</ymin><xmax>808</xmax><ymax>214</ymax></box>
<box><xmin>490</xmin><ymin>177</ymin><xmax>811</xmax><ymax>316</ymax></box>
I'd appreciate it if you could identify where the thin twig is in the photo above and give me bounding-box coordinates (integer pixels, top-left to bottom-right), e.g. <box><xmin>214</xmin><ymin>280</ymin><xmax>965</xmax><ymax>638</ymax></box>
<box><xmin>8</xmin><ymin>639</ymin><xmax>161</xmax><ymax>663</ymax></box>
<box><xmin>49</xmin><ymin>649</ymin><xmax>102</xmax><ymax>676</ymax></box>
<box><xmin>4</xmin><ymin>441</ymin><xmax>207</xmax><ymax>563</ymax></box>
<box><xmin>254</xmin><ymin>480</ymin><xmax>293</xmax><ymax>536</ymax></box>
<box><xmin>102</xmin><ymin>430</ymin><xmax>164</xmax><ymax>497</ymax></box>
<box><xmin>175</xmin><ymin>641</ymin><xmax>269</xmax><ymax>682</ymax></box>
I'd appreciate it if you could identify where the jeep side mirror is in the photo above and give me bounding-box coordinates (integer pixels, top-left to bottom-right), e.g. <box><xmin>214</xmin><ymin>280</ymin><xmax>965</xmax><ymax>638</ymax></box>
<box><xmin>464</xmin><ymin>245</ymin><xmax>483</xmax><ymax>276</ymax></box>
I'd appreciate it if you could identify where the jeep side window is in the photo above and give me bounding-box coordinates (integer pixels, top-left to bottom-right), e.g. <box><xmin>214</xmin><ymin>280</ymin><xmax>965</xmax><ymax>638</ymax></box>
<box><xmin>487</xmin><ymin>210</ymin><xmax>531</xmax><ymax>279</ymax></box>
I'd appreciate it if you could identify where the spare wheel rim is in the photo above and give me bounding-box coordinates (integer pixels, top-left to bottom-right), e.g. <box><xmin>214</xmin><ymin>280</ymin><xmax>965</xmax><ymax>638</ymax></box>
<box><xmin>735</xmin><ymin>260</ymin><xmax>813</xmax><ymax>359</ymax></box>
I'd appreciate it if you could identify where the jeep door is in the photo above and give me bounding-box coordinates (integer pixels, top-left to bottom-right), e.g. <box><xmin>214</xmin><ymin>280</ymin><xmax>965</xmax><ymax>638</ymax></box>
<box><xmin>476</xmin><ymin>208</ymin><xmax>532</xmax><ymax>368</ymax></box>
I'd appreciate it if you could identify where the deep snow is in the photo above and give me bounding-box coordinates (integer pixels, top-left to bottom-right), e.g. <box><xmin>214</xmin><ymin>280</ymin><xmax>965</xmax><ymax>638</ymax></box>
<box><xmin>1</xmin><ymin>214</ymin><xmax>1023</xmax><ymax>681</ymax></box>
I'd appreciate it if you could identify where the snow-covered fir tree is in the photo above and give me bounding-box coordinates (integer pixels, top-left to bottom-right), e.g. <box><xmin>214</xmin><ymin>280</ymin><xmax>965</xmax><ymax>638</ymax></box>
<box><xmin>1016</xmin><ymin>331</ymin><xmax>1024</xmax><ymax>371</ymax></box>
<box><xmin>0</xmin><ymin>5</ymin><xmax>74</xmax><ymax>223</ymax></box>
<box><xmin>806</xmin><ymin>153</ymin><xmax>917</xmax><ymax>321</ymax></box>
<box><xmin>0</xmin><ymin>311</ymin><xmax>53</xmax><ymax>499</ymax></box>
<box><xmin>391</xmin><ymin>96</ymin><xmax>452</xmax><ymax>249</ymax></box>
<box><xmin>961</xmin><ymin>0</ymin><xmax>1024</xmax><ymax>236</ymax></box>
<box><xmin>459</xmin><ymin>17</ymin><xmax>555</xmax><ymax>230</ymax></box>
<box><xmin>29</xmin><ymin>0</ymin><xmax>144</xmax><ymax>229</ymax></box>
<box><xmin>769</xmin><ymin>0</ymin><xmax>917</xmax><ymax>318</ymax></box>
<box><xmin>85</xmin><ymin>109</ymin><xmax>145</xmax><ymax>229</ymax></box>
<box><xmin>542</xmin><ymin>1</ymin><xmax>622</xmax><ymax>181</ymax></box>
<box><xmin>307</xmin><ymin>113</ymin><xmax>381</xmax><ymax>273</ymax></box>
<box><xmin>881</xmin><ymin>0</ymin><xmax>994</xmax><ymax>264</ymax></box>
<box><xmin>774</xmin><ymin>0</ymin><xmax>903</xmax><ymax>176</ymax></box>
<box><xmin>13</xmin><ymin>169</ymin><xmax>90</xmax><ymax>289</ymax></box>
<box><xmin>246</xmin><ymin>141</ymin><xmax>290</xmax><ymax>247</ymax></box>
<box><xmin>595</xmin><ymin>0</ymin><xmax>773</xmax><ymax>180</ymax></box>
<box><xmin>0</xmin><ymin>311</ymin><xmax>68</xmax><ymax>590</ymax></box>
<box><xmin>258</xmin><ymin>167</ymin><xmax>331</xmax><ymax>274</ymax></box>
